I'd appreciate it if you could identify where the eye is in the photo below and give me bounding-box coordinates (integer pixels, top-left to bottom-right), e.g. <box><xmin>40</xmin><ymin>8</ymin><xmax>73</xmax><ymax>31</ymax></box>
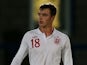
<box><xmin>42</xmin><ymin>14</ymin><xmax>48</xmax><ymax>16</ymax></box>
<box><xmin>38</xmin><ymin>13</ymin><xmax>40</xmax><ymax>16</ymax></box>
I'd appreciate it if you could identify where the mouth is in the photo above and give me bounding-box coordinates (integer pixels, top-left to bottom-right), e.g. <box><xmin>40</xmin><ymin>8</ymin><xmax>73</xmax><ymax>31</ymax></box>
<box><xmin>39</xmin><ymin>21</ymin><xmax>43</xmax><ymax>24</ymax></box>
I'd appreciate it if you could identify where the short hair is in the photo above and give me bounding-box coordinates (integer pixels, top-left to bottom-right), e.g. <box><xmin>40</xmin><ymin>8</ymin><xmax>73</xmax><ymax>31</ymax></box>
<box><xmin>39</xmin><ymin>3</ymin><xmax>57</xmax><ymax>16</ymax></box>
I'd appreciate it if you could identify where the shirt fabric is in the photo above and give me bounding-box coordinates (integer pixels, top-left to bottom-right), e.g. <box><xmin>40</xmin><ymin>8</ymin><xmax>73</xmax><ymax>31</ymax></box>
<box><xmin>11</xmin><ymin>28</ymin><xmax>73</xmax><ymax>65</ymax></box>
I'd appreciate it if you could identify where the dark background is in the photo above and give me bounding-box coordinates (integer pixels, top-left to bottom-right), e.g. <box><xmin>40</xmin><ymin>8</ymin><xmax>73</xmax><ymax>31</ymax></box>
<box><xmin>0</xmin><ymin>0</ymin><xmax>87</xmax><ymax>65</ymax></box>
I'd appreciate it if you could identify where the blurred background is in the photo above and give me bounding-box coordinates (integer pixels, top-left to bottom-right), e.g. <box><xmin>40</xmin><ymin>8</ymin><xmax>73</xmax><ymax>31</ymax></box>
<box><xmin>0</xmin><ymin>0</ymin><xmax>87</xmax><ymax>65</ymax></box>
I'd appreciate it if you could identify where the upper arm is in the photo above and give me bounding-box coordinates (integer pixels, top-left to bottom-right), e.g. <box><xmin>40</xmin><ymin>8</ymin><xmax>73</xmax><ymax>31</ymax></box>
<box><xmin>61</xmin><ymin>35</ymin><xmax>73</xmax><ymax>65</ymax></box>
<box><xmin>10</xmin><ymin>33</ymin><xmax>29</xmax><ymax>65</ymax></box>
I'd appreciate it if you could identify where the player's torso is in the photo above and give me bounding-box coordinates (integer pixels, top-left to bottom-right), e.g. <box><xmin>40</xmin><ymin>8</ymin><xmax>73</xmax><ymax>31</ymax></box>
<box><xmin>26</xmin><ymin>28</ymin><xmax>65</xmax><ymax>65</ymax></box>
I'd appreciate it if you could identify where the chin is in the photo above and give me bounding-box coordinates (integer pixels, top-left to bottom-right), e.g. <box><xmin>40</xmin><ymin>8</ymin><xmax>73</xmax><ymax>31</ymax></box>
<box><xmin>39</xmin><ymin>25</ymin><xmax>45</xmax><ymax>28</ymax></box>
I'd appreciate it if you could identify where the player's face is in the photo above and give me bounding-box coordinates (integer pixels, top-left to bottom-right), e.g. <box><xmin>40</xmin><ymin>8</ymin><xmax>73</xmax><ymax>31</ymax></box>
<box><xmin>38</xmin><ymin>8</ymin><xmax>54</xmax><ymax>28</ymax></box>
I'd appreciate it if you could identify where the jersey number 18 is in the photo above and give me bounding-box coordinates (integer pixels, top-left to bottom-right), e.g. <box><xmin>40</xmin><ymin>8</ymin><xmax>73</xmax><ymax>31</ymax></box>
<box><xmin>31</xmin><ymin>39</ymin><xmax>40</xmax><ymax>48</ymax></box>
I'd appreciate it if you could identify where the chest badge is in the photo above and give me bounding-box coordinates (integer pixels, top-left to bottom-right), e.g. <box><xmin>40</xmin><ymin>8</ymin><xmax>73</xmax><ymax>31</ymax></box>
<box><xmin>54</xmin><ymin>36</ymin><xmax>60</xmax><ymax>44</ymax></box>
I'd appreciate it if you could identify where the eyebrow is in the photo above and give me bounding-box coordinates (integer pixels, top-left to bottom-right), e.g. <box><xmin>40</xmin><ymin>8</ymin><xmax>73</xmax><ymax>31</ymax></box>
<box><xmin>38</xmin><ymin>12</ymin><xmax>50</xmax><ymax>16</ymax></box>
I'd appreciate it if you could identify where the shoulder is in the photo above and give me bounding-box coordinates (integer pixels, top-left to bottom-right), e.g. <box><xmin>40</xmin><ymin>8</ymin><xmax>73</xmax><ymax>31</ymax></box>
<box><xmin>55</xmin><ymin>29</ymin><xmax>68</xmax><ymax>37</ymax></box>
<box><xmin>54</xmin><ymin>29</ymin><xmax>70</xmax><ymax>40</ymax></box>
<box><xmin>25</xmin><ymin>29</ymin><xmax>38</xmax><ymax>35</ymax></box>
<box><xmin>23</xmin><ymin>29</ymin><xmax>38</xmax><ymax>38</ymax></box>
<box><xmin>54</xmin><ymin>29</ymin><xmax>71</xmax><ymax>47</ymax></box>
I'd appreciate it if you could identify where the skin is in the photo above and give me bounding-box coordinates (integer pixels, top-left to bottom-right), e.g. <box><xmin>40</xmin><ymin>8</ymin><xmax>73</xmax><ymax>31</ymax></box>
<box><xmin>38</xmin><ymin>8</ymin><xmax>55</xmax><ymax>37</ymax></box>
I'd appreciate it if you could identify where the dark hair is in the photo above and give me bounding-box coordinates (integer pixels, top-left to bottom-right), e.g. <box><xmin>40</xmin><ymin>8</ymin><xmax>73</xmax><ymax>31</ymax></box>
<box><xmin>40</xmin><ymin>3</ymin><xmax>57</xmax><ymax>16</ymax></box>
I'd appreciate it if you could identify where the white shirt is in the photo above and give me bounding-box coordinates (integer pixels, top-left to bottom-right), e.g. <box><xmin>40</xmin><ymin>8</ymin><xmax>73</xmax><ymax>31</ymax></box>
<box><xmin>11</xmin><ymin>28</ymin><xmax>73</xmax><ymax>65</ymax></box>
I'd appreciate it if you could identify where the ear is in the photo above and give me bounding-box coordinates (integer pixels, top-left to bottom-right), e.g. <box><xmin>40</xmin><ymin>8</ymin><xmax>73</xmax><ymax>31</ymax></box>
<box><xmin>52</xmin><ymin>16</ymin><xmax>55</xmax><ymax>19</ymax></box>
<box><xmin>51</xmin><ymin>16</ymin><xmax>55</xmax><ymax>20</ymax></box>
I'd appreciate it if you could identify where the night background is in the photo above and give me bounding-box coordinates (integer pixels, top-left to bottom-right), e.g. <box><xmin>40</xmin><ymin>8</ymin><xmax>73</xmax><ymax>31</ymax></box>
<box><xmin>0</xmin><ymin>0</ymin><xmax>87</xmax><ymax>65</ymax></box>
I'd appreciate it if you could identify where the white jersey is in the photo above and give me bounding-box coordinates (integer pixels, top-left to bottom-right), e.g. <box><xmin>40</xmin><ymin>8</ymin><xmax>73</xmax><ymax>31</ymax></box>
<box><xmin>11</xmin><ymin>28</ymin><xmax>73</xmax><ymax>65</ymax></box>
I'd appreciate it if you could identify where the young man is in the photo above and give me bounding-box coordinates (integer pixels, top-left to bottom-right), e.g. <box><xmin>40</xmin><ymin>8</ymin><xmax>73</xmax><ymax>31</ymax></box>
<box><xmin>11</xmin><ymin>3</ymin><xmax>73</xmax><ymax>65</ymax></box>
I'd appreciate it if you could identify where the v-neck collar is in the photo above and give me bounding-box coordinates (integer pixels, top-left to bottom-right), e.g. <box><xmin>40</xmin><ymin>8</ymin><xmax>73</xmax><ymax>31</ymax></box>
<box><xmin>37</xmin><ymin>28</ymin><xmax>56</xmax><ymax>39</ymax></box>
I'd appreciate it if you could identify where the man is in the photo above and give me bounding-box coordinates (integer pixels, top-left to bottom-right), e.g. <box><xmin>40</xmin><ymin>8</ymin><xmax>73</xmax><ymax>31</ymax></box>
<box><xmin>11</xmin><ymin>3</ymin><xmax>73</xmax><ymax>65</ymax></box>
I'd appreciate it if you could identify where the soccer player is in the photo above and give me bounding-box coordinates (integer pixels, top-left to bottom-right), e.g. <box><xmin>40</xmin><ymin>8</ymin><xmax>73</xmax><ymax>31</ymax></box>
<box><xmin>11</xmin><ymin>3</ymin><xmax>73</xmax><ymax>65</ymax></box>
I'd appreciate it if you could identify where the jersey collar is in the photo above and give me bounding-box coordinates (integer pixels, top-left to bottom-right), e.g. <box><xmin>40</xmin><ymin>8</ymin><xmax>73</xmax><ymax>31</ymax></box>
<box><xmin>36</xmin><ymin>28</ymin><xmax>56</xmax><ymax>36</ymax></box>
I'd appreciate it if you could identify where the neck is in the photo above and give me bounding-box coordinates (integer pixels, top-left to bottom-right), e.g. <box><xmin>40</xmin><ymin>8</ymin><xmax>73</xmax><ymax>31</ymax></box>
<box><xmin>39</xmin><ymin>26</ymin><xmax>54</xmax><ymax>37</ymax></box>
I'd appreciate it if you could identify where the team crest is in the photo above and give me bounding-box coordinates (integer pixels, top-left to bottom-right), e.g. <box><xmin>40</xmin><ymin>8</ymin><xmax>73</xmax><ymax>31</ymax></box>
<box><xmin>54</xmin><ymin>36</ymin><xmax>60</xmax><ymax>44</ymax></box>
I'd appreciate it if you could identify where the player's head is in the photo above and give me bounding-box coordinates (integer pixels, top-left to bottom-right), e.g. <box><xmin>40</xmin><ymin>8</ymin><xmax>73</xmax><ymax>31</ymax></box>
<box><xmin>39</xmin><ymin>3</ymin><xmax>57</xmax><ymax>16</ymax></box>
<box><xmin>38</xmin><ymin>3</ymin><xmax>57</xmax><ymax>28</ymax></box>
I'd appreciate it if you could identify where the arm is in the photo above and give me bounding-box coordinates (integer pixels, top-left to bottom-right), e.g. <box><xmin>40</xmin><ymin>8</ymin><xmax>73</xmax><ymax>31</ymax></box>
<box><xmin>10</xmin><ymin>33</ymin><xmax>28</xmax><ymax>65</ymax></box>
<box><xmin>61</xmin><ymin>36</ymin><xmax>73</xmax><ymax>65</ymax></box>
